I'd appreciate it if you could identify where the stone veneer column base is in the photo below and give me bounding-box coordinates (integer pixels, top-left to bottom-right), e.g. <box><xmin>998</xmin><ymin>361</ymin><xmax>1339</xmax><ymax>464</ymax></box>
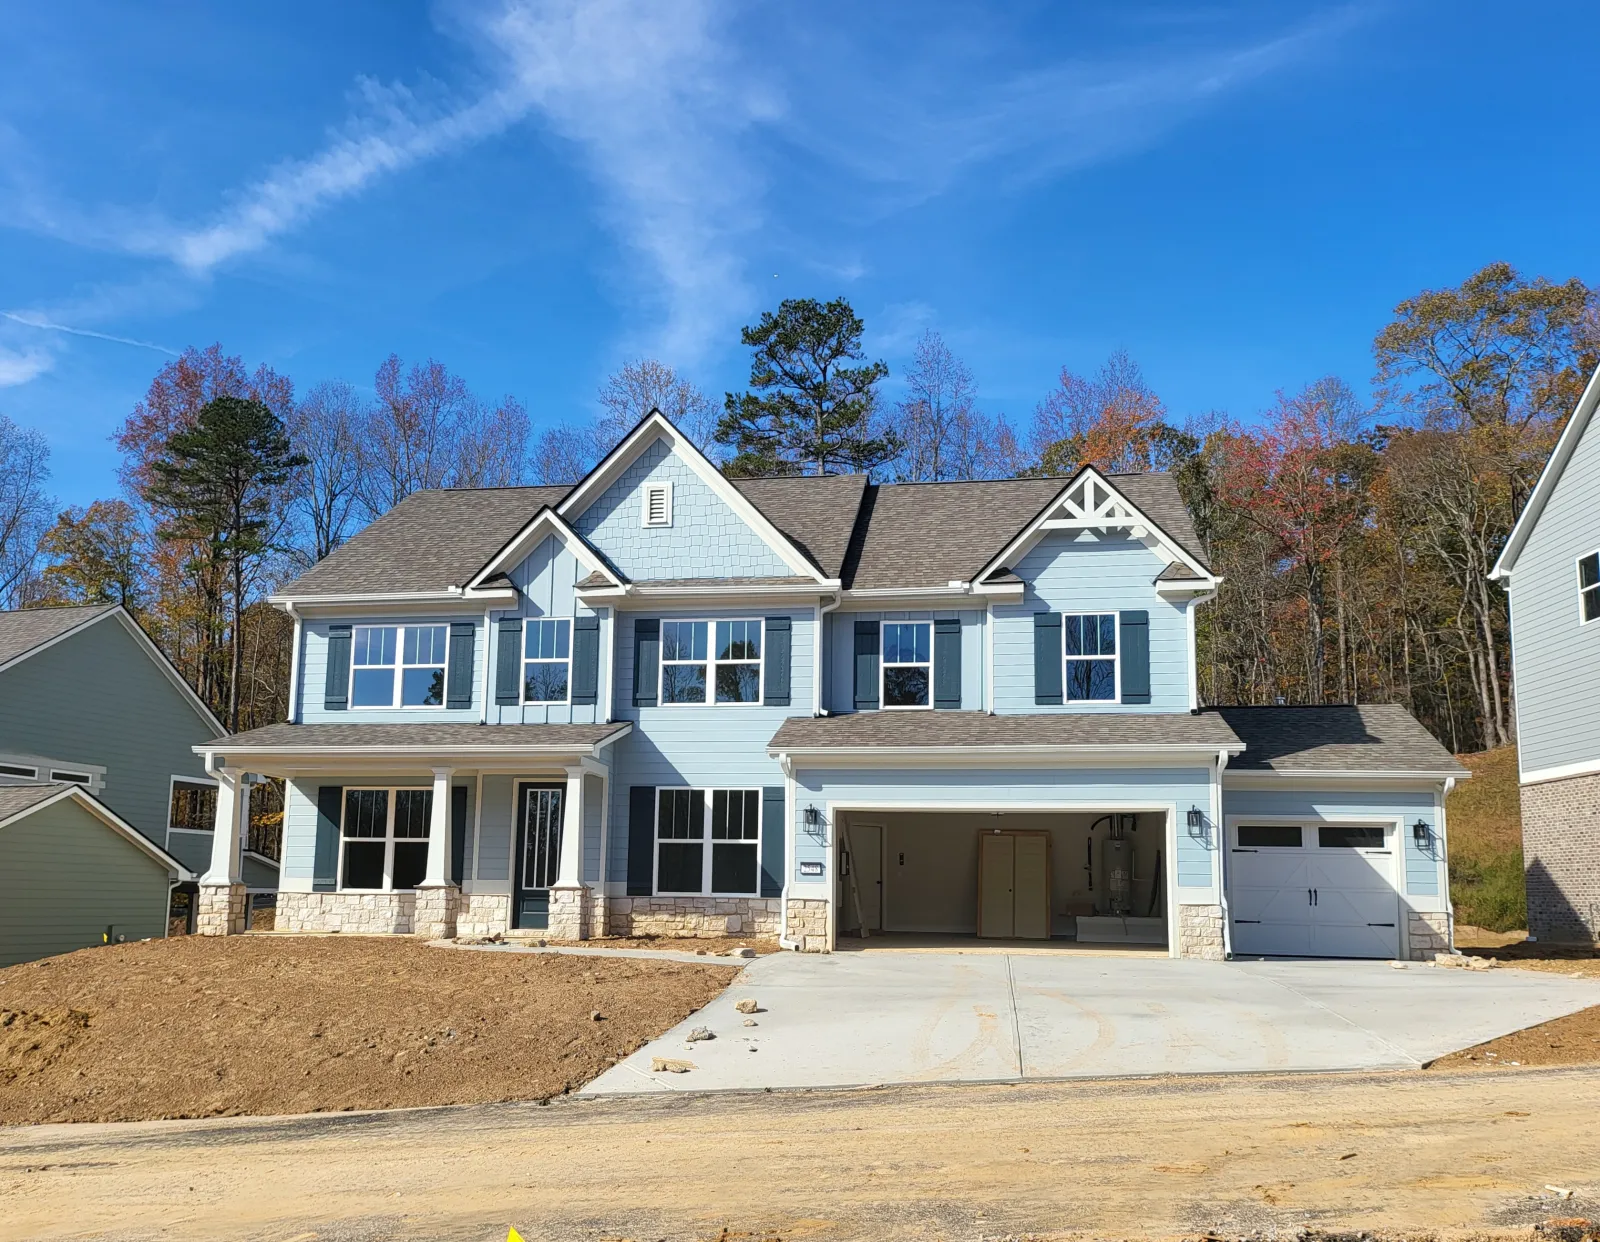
<box><xmin>413</xmin><ymin>885</ymin><xmax>460</xmax><ymax>940</ymax></box>
<box><xmin>455</xmin><ymin>893</ymin><xmax>512</xmax><ymax>938</ymax></box>
<box><xmin>606</xmin><ymin>896</ymin><xmax>781</xmax><ymax>939</ymax></box>
<box><xmin>1176</xmin><ymin>903</ymin><xmax>1225</xmax><ymax>960</ymax></box>
<box><xmin>1406</xmin><ymin>910</ymin><xmax>1452</xmax><ymax>960</ymax></box>
<box><xmin>547</xmin><ymin>886</ymin><xmax>590</xmax><ymax>940</ymax></box>
<box><xmin>1520</xmin><ymin>772</ymin><xmax>1600</xmax><ymax>945</ymax></box>
<box><xmin>273</xmin><ymin>891</ymin><xmax>417</xmax><ymax>934</ymax></box>
<box><xmin>783</xmin><ymin>898</ymin><xmax>830</xmax><ymax>953</ymax></box>
<box><xmin>196</xmin><ymin>883</ymin><xmax>248</xmax><ymax>936</ymax></box>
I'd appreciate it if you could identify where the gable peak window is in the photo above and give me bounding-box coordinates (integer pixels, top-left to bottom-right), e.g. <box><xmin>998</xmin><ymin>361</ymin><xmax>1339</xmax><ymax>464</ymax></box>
<box><xmin>523</xmin><ymin>617</ymin><xmax>572</xmax><ymax>703</ymax></box>
<box><xmin>882</xmin><ymin>620</ymin><xmax>932</xmax><ymax>709</ymax></box>
<box><xmin>642</xmin><ymin>481</ymin><xmax>673</xmax><ymax>527</ymax></box>
<box><xmin>352</xmin><ymin>624</ymin><xmax>447</xmax><ymax>708</ymax></box>
<box><xmin>1064</xmin><ymin>612</ymin><xmax>1117</xmax><ymax>701</ymax></box>
<box><xmin>1581</xmin><ymin>551</ymin><xmax>1599</xmax><ymax>623</ymax></box>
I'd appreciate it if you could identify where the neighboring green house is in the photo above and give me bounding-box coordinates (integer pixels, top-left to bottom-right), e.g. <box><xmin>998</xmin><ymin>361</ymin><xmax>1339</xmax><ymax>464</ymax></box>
<box><xmin>0</xmin><ymin>605</ymin><xmax>276</xmax><ymax>948</ymax></box>
<box><xmin>0</xmin><ymin>783</ymin><xmax>189</xmax><ymax>966</ymax></box>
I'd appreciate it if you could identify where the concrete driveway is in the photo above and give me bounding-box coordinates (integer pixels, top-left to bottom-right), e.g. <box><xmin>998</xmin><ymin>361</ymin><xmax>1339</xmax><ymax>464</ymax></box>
<box><xmin>581</xmin><ymin>949</ymin><xmax>1600</xmax><ymax>1094</ymax></box>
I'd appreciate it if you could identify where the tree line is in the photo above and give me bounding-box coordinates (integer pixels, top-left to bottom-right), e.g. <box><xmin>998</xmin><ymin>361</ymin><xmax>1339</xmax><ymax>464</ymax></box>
<box><xmin>1</xmin><ymin>262</ymin><xmax>1591</xmax><ymax>756</ymax></box>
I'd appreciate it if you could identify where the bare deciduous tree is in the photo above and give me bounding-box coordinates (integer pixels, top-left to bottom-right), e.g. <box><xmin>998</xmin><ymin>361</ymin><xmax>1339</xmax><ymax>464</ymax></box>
<box><xmin>288</xmin><ymin>380</ymin><xmax>365</xmax><ymax>563</ymax></box>
<box><xmin>534</xmin><ymin>359</ymin><xmax>719</xmax><ymax>485</ymax></box>
<box><xmin>0</xmin><ymin>414</ymin><xmax>52</xmax><ymax>607</ymax></box>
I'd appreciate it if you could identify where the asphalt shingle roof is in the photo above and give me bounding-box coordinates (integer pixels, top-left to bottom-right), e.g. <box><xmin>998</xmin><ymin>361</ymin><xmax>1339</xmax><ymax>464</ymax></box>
<box><xmin>769</xmin><ymin>711</ymin><xmax>1242</xmax><ymax>751</ymax></box>
<box><xmin>0</xmin><ymin>783</ymin><xmax>71</xmax><ymax>819</ymax></box>
<box><xmin>209</xmin><ymin>722</ymin><xmax>630</xmax><ymax>751</ymax></box>
<box><xmin>731</xmin><ymin>474</ymin><xmax>868</xmax><ymax>579</ymax></box>
<box><xmin>0</xmin><ymin>604</ymin><xmax>118</xmax><ymax>667</ymax></box>
<box><xmin>1207</xmin><ymin>705</ymin><xmax>1467</xmax><ymax>775</ymax></box>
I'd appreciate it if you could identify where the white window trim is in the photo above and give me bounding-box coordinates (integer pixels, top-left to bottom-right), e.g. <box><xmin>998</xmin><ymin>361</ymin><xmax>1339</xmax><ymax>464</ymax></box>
<box><xmin>0</xmin><ymin>752</ymin><xmax>105</xmax><ymax>791</ymax></box>
<box><xmin>167</xmin><ymin>773</ymin><xmax>220</xmax><ymax>835</ymax></box>
<box><xmin>337</xmin><ymin>786</ymin><xmax>434</xmax><ymax>892</ymax></box>
<box><xmin>880</xmin><ymin>619</ymin><xmax>933</xmax><ymax>711</ymax></box>
<box><xmin>521</xmin><ymin>617</ymin><xmax>574</xmax><ymax>705</ymax></box>
<box><xmin>1227</xmin><ymin>816</ymin><xmax>1398</xmax><ymax>855</ymax></box>
<box><xmin>641</xmin><ymin>481</ymin><xmax>674</xmax><ymax>528</ymax></box>
<box><xmin>657</xmin><ymin>618</ymin><xmax>765</xmax><ymax>708</ymax></box>
<box><xmin>652</xmin><ymin>786</ymin><xmax>763</xmax><ymax>898</ymax></box>
<box><xmin>1062</xmin><ymin>611</ymin><xmax>1121</xmax><ymax>703</ymax></box>
<box><xmin>1578</xmin><ymin>549</ymin><xmax>1600</xmax><ymax>625</ymax></box>
<box><xmin>0</xmin><ymin>762</ymin><xmax>38</xmax><ymax>779</ymax></box>
<box><xmin>350</xmin><ymin>623</ymin><xmax>449</xmax><ymax>711</ymax></box>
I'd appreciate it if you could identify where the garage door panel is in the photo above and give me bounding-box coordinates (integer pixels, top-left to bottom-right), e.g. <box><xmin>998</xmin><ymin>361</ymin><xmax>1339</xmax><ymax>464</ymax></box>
<box><xmin>1228</xmin><ymin>824</ymin><xmax>1400</xmax><ymax>960</ymax></box>
<box><xmin>1311</xmin><ymin>919</ymin><xmax>1397</xmax><ymax>958</ymax></box>
<box><xmin>1232</xmin><ymin>917</ymin><xmax>1312</xmax><ymax>956</ymax></box>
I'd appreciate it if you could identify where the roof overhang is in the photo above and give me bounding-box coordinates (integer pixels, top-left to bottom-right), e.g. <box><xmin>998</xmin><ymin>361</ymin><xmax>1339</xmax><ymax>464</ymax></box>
<box><xmin>1490</xmin><ymin>359</ymin><xmax>1600</xmax><ymax>582</ymax></box>
<box><xmin>579</xmin><ymin>580</ymin><xmax>840</xmax><ymax>605</ymax></box>
<box><xmin>0</xmin><ymin>784</ymin><xmax>192</xmax><ymax>878</ymax></box>
<box><xmin>770</xmin><ymin>742</ymin><xmax>1244</xmax><ymax>769</ymax></box>
<box><xmin>196</xmin><ymin>725</ymin><xmax>632</xmax><ymax>774</ymax></box>
<box><xmin>1222</xmin><ymin>768</ymin><xmax>1468</xmax><ymax>789</ymax></box>
<box><xmin>270</xmin><ymin>589</ymin><xmax>518</xmax><ymax>615</ymax></box>
<box><xmin>463</xmin><ymin>506</ymin><xmax>623</xmax><ymax>594</ymax></box>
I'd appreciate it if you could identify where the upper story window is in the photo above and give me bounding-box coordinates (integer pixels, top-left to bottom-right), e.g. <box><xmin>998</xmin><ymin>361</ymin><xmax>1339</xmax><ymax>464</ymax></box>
<box><xmin>882</xmin><ymin>621</ymin><xmax>931</xmax><ymax>709</ymax></box>
<box><xmin>1064</xmin><ymin>613</ymin><xmax>1117</xmax><ymax>701</ymax></box>
<box><xmin>1581</xmin><ymin>551</ymin><xmax>1599</xmax><ymax>623</ymax></box>
<box><xmin>340</xmin><ymin>787</ymin><xmax>432</xmax><ymax>891</ymax></box>
<box><xmin>523</xmin><ymin>618</ymin><xmax>572</xmax><ymax>703</ymax></box>
<box><xmin>642</xmin><ymin>481</ymin><xmax>673</xmax><ymax>527</ymax></box>
<box><xmin>352</xmin><ymin>624</ymin><xmax>446</xmax><ymax>708</ymax></box>
<box><xmin>169</xmin><ymin>778</ymin><xmax>218</xmax><ymax>832</ymax></box>
<box><xmin>660</xmin><ymin>619</ymin><xmax>763</xmax><ymax>705</ymax></box>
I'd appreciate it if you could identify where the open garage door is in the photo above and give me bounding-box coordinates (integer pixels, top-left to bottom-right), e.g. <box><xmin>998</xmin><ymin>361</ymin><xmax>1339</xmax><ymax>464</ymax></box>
<box><xmin>1228</xmin><ymin>822</ymin><xmax>1400</xmax><ymax>959</ymax></box>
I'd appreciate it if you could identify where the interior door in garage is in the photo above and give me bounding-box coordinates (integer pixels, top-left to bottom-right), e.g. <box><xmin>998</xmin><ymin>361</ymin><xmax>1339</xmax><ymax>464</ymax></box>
<box><xmin>978</xmin><ymin>830</ymin><xmax>1051</xmax><ymax>939</ymax></box>
<box><xmin>1229</xmin><ymin>823</ymin><xmax>1399</xmax><ymax>959</ymax></box>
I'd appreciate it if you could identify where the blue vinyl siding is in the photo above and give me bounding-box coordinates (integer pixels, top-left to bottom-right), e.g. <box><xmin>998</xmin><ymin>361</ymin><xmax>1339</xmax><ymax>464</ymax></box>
<box><xmin>477</xmin><ymin>775</ymin><xmax>514</xmax><ymax>884</ymax></box>
<box><xmin>992</xmin><ymin>533</ymin><xmax>1190</xmax><ymax>714</ymax></box>
<box><xmin>826</xmin><ymin>609</ymin><xmax>986</xmax><ymax>712</ymax></box>
<box><xmin>572</xmin><ymin>437</ymin><xmax>791</xmax><ymax>581</ymax></box>
<box><xmin>583</xmin><ymin>773</ymin><xmax>603</xmax><ymax>883</ymax></box>
<box><xmin>281</xmin><ymin>775</ymin><xmax>479</xmax><ymax>887</ymax></box>
<box><xmin>1222</xmin><ymin>786</ymin><xmax>1441</xmax><ymax>897</ymax></box>
<box><xmin>300</xmin><ymin>616</ymin><xmax>483</xmax><ymax>724</ymax></box>
<box><xmin>788</xmin><ymin>765</ymin><xmax>1215</xmax><ymax>893</ymax></box>
<box><xmin>487</xmin><ymin>533</ymin><xmax>607</xmax><ymax>725</ymax></box>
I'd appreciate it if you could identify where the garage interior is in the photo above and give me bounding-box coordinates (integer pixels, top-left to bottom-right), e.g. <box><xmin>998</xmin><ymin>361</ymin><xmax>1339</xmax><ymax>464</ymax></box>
<box><xmin>836</xmin><ymin>810</ymin><xmax>1169</xmax><ymax>950</ymax></box>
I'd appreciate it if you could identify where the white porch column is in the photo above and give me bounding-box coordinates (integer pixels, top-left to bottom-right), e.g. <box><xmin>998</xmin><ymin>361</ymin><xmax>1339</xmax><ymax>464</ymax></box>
<box><xmin>555</xmin><ymin>765</ymin><xmax>585</xmax><ymax>888</ymax></box>
<box><xmin>202</xmin><ymin>768</ymin><xmax>246</xmax><ymax>886</ymax></box>
<box><xmin>422</xmin><ymin>767</ymin><xmax>454</xmax><ymax>888</ymax></box>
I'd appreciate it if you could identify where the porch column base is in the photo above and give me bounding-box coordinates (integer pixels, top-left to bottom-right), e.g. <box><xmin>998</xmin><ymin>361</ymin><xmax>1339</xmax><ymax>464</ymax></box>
<box><xmin>548</xmin><ymin>885</ymin><xmax>590</xmax><ymax>940</ymax></box>
<box><xmin>413</xmin><ymin>884</ymin><xmax>461</xmax><ymax>940</ymax></box>
<box><xmin>196</xmin><ymin>883</ymin><xmax>248</xmax><ymax>937</ymax></box>
<box><xmin>784</xmin><ymin>898</ymin><xmax>830</xmax><ymax>952</ymax></box>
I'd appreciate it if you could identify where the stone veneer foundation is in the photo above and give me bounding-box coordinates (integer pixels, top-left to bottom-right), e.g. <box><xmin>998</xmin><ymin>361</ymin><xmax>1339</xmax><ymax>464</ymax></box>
<box><xmin>783</xmin><ymin>898</ymin><xmax>830</xmax><ymax>952</ymax></box>
<box><xmin>196</xmin><ymin>883</ymin><xmax>247</xmax><ymax>936</ymax></box>
<box><xmin>1406</xmin><ymin>910</ymin><xmax>1452</xmax><ymax>961</ymax></box>
<box><xmin>274</xmin><ymin>891</ymin><xmax>417</xmax><ymax>935</ymax></box>
<box><xmin>413</xmin><ymin>885</ymin><xmax>460</xmax><ymax>940</ymax></box>
<box><xmin>455</xmin><ymin>893</ymin><xmax>512</xmax><ymax>939</ymax></box>
<box><xmin>606</xmin><ymin>895</ymin><xmax>780</xmax><ymax>939</ymax></box>
<box><xmin>1176</xmin><ymin>903</ymin><xmax>1225</xmax><ymax>960</ymax></box>
<box><xmin>1520</xmin><ymin>772</ymin><xmax>1600</xmax><ymax>945</ymax></box>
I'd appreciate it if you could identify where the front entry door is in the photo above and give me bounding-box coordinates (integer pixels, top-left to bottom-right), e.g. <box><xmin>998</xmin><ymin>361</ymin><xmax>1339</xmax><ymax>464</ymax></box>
<box><xmin>514</xmin><ymin>784</ymin><xmax>564</xmax><ymax>930</ymax></box>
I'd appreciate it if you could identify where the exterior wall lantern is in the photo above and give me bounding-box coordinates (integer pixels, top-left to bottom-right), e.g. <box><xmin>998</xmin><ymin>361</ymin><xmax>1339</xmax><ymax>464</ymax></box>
<box><xmin>1413</xmin><ymin>819</ymin><xmax>1431</xmax><ymax>848</ymax></box>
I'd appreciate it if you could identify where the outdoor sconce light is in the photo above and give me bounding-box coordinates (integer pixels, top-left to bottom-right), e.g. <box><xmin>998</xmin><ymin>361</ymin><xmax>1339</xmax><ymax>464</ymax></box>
<box><xmin>1413</xmin><ymin>819</ymin><xmax>1431</xmax><ymax>847</ymax></box>
<box><xmin>1186</xmin><ymin>806</ymin><xmax>1204</xmax><ymax>831</ymax></box>
<box><xmin>804</xmin><ymin>805</ymin><xmax>821</xmax><ymax>828</ymax></box>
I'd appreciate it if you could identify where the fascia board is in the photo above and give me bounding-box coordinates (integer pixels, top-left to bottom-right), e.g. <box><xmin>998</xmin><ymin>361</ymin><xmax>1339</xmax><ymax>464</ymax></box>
<box><xmin>270</xmin><ymin>591</ymin><xmax>517</xmax><ymax>614</ymax></box>
<box><xmin>1491</xmin><ymin>359</ymin><xmax>1600</xmax><ymax>580</ymax></box>
<box><xmin>554</xmin><ymin>412</ymin><xmax>829</xmax><ymax>582</ymax></box>
<box><xmin>769</xmin><ymin>743</ymin><xmax>1243</xmax><ymax>766</ymax></box>
<box><xmin>194</xmin><ymin>724</ymin><xmax>633</xmax><ymax>762</ymax></box>
<box><xmin>1221</xmin><ymin>768</ymin><xmax>1467</xmax><ymax>786</ymax></box>
<box><xmin>464</xmin><ymin>506</ymin><xmax>620</xmax><ymax>591</ymax></box>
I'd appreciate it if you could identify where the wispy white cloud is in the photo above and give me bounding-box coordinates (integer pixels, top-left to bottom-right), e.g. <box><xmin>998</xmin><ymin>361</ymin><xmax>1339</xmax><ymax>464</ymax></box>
<box><xmin>0</xmin><ymin>311</ymin><xmax>177</xmax><ymax>356</ymax></box>
<box><xmin>0</xmin><ymin>344</ymin><xmax>54</xmax><ymax>388</ymax></box>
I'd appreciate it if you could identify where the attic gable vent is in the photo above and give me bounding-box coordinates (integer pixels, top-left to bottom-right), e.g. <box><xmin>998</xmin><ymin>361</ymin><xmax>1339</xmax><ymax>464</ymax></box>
<box><xmin>642</xmin><ymin>482</ymin><xmax>673</xmax><ymax>528</ymax></box>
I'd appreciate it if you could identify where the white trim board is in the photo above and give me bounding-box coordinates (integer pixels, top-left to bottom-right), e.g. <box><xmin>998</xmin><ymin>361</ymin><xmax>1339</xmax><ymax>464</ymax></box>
<box><xmin>464</xmin><ymin>506</ymin><xmax>623</xmax><ymax>594</ymax></box>
<box><xmin>1520</xmin><ymin>755</ymin><xmax>1600</xmax><ymax>786</ymax></box>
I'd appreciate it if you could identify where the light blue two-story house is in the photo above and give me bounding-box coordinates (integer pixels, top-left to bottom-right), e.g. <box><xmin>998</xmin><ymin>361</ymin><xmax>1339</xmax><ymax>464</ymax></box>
<box><xmin>195</xmin><ymin>412</ymin><xmax>1465</xmax><ymax>960</ymax></box>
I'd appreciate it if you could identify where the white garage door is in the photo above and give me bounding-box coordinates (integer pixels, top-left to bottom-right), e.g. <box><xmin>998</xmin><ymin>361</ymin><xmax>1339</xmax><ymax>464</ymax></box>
<box><xmin>1228</xmin><ymin>822</ymin><xmax>1400</xmax><ymax>959</ymax></box>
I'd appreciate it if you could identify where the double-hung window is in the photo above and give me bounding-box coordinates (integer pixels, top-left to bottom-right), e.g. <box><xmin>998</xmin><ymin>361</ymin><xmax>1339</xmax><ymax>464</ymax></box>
<box><xmin>1064</xmin><ymin>613</ymin><xmax>1117</xmax><ymax>701</ymax></box>
<box><xmin>169</xmin><ymin>778</ymin><xmax>218</xmax><ymax>833</ymax></box>
<box><xmin>340</xmin><ymin>787</ymin><xmax>432</xmax><ymax>891</ymax></box>
<box><xmin>655</xmin><ymin>787</ymin><xmax>760</xmax><ymax>896</ymax></box>
<box><xmin>882</xmin><ymin>621</ymin><xmax>931</xmax><ymax>709</ymax></box>
<box><xmin>523</xmin><ymin>619</ymin><xmax>572</xmax><ymax>703</ymax></box>
<box><xmin>659</xmin><ymin>620</ymin><xmax>763</xmax><ymax>705</ymax></box>
<box><xmin>1581</xmin><ymin>552</ymin><xmax>1600</xmax><ymax>623</ymax></box>
<box><xmin>351</xmin><ymin>624</ymin><xmax>447</xmax><ymax>708</ymax></box>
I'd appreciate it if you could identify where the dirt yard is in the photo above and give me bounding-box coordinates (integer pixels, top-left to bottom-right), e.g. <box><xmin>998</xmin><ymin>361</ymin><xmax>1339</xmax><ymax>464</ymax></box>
<box><xmin>0</xmin><ymin>936</ymin><xmax>737</xmax><ymax>1125</ymax></box>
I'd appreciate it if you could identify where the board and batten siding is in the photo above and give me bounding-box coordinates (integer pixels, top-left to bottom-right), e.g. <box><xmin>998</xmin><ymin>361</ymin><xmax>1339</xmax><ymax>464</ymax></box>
<box><xmin>485</xmin><ymin>532</ymin><xmax>607</xmax><ymax>725</ymax></box>
<box><xmin>1507</xmin><ymin>411</ymin><xmax>1600</xmax><ymax>776</ymax></box>
<box><xmin>992</xmin><ymin>533</ymin><xmax>1191</xmax><ymax>714</ymax></box>
<box><xmin>299</xmin><ymin>616</ymin><xmax>485</xmax><ymax>725</ymax></box>
<box><xmin>0</xmin><ymin>798</ymin><xmax>175</xmax><ymax>966</ymax></box>
<box><xmin>0</xmin><ymin>615</ymin><xmax>219</xmax><ymax>849</ymax></box>
<box><xmin>572</xmin><ymin>436</ymin><xmax>792</xmax><ymax>581</ymax></box>
<box><xmin>1221</xmin><ymin>786</ymin><xmax>1443</xmax><ymax>900</ymax></box>
<box><xmin>826</xmin><ymin>609</ymin><xmax>987</xmax><ymax>712</ymax></box>
<box><xmin>604</xmin><ymin>607</ymin><xmax>814</xmax><ymax>885</ymax></box>
<box><xmin>787</xmin><ymin>765</ymin><xmax>1217</xmax><ymax>897</ymax></box>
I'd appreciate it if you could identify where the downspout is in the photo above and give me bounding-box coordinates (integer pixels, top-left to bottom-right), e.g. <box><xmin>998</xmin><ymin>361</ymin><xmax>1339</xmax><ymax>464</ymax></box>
<box><xmin>778</xmin><ymin>754</ymin><xmax>799</xmax><ymax>950</ymax></box>
<box><xmin>813</xmin><ymin>592</ymin><xmax>842</xmax><ymax>716</ymax></box>
<box><xmin>1214</xmin><ymin>746</ymin><xmax>1234</xmax><ymax>958</ymax></box>
<box><xmin>1439</xmin><ymin>776</ymin><xmax>1457</xmax><ymax>950</ymax></box>
<box><xmin>283</xmin><ymin>602</ymin><xmax>301</xmax><ymax>724</ymax></box>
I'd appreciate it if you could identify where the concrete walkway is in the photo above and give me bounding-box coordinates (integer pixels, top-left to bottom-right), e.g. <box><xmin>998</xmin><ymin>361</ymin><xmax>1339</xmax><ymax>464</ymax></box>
<box><xmin>581</xmin><ymin>950</ymin><xmax>1600</xmax><ymax>1093</ymax></box>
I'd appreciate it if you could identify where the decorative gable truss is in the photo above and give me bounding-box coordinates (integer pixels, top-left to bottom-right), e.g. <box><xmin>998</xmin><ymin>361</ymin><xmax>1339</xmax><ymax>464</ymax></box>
<box><xmin>463</xmin><ymin>506</ymin><xmax>625</xmax><ymax>597</ymax></box>
<box><xmin>973</xmin><ymin>467</ymin><xmax>1219</xmax><ymax>598</ymax></box>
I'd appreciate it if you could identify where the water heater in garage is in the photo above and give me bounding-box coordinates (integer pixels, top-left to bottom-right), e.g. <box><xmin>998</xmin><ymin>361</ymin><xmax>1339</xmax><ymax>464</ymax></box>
<box><xmin>1100</xmin><ymin>815</ymin><xmax>1137</xmax><ymax>917</ymax></box>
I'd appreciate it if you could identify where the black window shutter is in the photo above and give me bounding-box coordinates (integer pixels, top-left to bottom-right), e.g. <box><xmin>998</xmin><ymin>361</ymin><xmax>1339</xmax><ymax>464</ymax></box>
<box><xmin>761</xmin><ymin>786</ymin><xmax>785</xmax><ymax>896</ymax></box>
<box><xmin>1034</xmin><ymin>612</ymin><xmax>1063</xmax><ymax>705</ymax></box>
<box><xmin>627</xmin><ymin>785</ymin><xmax>656</xmax><ymax>895</ymax></box>
<box><xmin>323</xmin><ymin>625</ymin><xmax>352</xmax><ymax>711</ymax></box>
<box><xmin>1120</xmin><ymin>610</ymin><xmax>1151</xmax><ymax>704</ymax></box>
<box><xmin>633</xmin><ymin>618</ymin><xmax>660</xmax><ymax>707</ymax></box>
<box><xmin>571</xmin><ymin>614</ymin><xmax>600</xmax><ymax>706</ymax></box>
<box><xmin>764</xmin><ymin>616</ymin><xmax>791</xmax><ymax>707</ymax></box>
<box><xmin>495</xmin><ymin>618</ymin><xmax>522</xmax><ymax>706</ymax></box>
<box><xmin>933</xmin><ymin>617</ymin><xmax>962</xmax><ymax>709</ymax></box>
<box><xmin>853</xmin><ymin>618</ymin><xmax>880</xmax><ymax>711</ymax></box>
<box><xmin>313</xmin><ymin>785</ymin><xmax>342</xmax><ymax>891</ymax></box>
<box><xmin>449</xmin><ymin>784</ymin><xmax>468</xmax><ymax>885</ymax></box>
<box><xmin>446</xmin><ymin>621</ymin><xmax>475</xmax><ymax>709</ymax></box>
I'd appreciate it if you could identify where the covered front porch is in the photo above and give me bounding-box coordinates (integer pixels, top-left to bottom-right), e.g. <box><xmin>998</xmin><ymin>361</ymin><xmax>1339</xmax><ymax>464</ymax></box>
<box><xmin>191</xmin><ymin>722</ymin><xmax>630</xmax><ymax>940</ymax></box>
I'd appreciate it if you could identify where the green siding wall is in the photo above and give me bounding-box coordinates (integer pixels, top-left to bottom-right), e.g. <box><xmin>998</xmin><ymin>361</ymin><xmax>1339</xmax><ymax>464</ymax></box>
<box><xmin>0</xmin><ymin>616</ymin><xmax>220</xmax><ymax>850</ymax></box>
<box><xmin>0</xmin><ymin>798</ymin><xmax>174</xmax><ymax>966</ymax></box>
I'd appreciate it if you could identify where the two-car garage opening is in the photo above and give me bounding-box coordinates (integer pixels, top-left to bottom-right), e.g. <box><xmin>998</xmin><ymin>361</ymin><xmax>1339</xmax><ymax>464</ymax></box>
<box><xmin>835</xmin><ymin>810</ymin><xmax>1171</xmax><ymax>951</ymax></box>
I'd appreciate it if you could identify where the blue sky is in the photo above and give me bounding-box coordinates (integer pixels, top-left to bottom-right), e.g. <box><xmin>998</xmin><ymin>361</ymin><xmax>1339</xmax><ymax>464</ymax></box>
<box><xmin>3</xmin><ymin>1</ymin><xmax>1597</xmax><ymax>507</ymax></box>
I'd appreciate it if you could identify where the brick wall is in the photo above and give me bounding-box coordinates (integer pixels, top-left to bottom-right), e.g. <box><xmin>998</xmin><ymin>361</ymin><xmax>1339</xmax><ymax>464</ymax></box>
<box><xmin>1521</xmin><ymin>772</ymin><xmax>1600</xmax><ymax>945</ymax></box>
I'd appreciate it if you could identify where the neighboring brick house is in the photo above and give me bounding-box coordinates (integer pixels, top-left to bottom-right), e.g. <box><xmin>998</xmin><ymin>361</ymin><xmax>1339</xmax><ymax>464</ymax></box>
<box><xmin>1491</xmin><ymin>363</ymin><xmax>1600</xmax><ymax>945</ymax></box>
<box><xmin>192</xmin><ymin>411</ymin><xmax>1465</xmax><ymax>960</ymax></box>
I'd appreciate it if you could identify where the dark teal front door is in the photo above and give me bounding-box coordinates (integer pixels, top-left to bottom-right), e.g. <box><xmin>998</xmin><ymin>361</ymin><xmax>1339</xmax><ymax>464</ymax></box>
<box><xmin>514</xmin><ymin>783</ymin><xmax>564</xmax><ymax>930</ymax></box>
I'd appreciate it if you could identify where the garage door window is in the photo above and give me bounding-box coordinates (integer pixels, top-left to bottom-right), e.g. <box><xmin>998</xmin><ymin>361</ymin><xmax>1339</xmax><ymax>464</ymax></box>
<box><xmin>1318</xmin><ymin>824</ymin><xmax>1387</xmax><ymax>849</ymax></box>
<box><xmin>1237</xmin><ymin>824</ymin><xmax>1301</xmax><ymax>848</ymax></box>
<box><xmin>656</xmin><ymin>787</ymin><xmax>760</xmax><ymax>896</ymax></box>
